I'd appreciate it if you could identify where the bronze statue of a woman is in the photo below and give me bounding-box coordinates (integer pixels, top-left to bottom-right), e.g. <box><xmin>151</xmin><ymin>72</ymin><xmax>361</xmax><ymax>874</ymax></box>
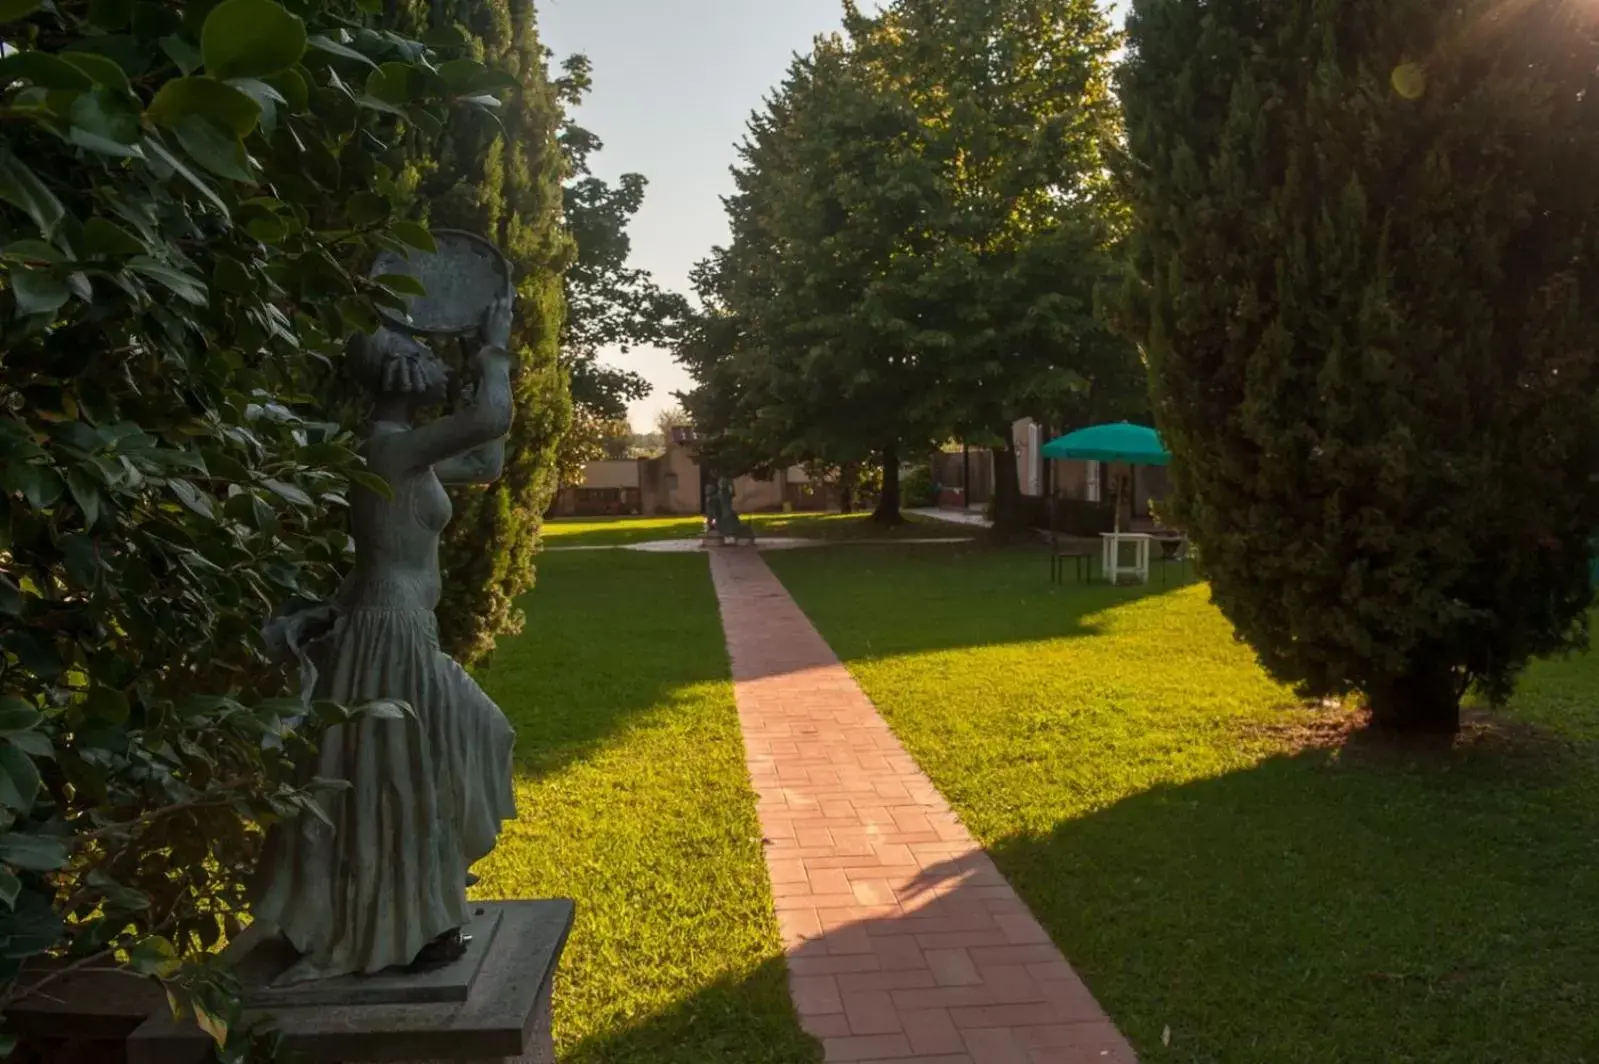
<box><xmin>252</xmin><ymin>292</ymin><xmax>519</xmax><ymax>984</ymax></box>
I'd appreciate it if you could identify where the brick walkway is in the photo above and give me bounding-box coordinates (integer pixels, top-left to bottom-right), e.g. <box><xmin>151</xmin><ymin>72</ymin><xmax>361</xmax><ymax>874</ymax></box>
<box><xmin>709</xmin><ymin>549</ymin><xmax>1136</xmax><ymax>1064</ymax></box>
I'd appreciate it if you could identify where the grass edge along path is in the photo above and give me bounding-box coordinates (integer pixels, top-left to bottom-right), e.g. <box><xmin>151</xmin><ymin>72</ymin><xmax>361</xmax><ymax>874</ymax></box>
<box><xmin>470</xmin><ymin>549</ymin><xmax>819</xmax><ymax>1063</ymax></box>
<box><xmin>765</xmin><ymin>544</ymin><xmax>1599</xmax><ymax>1064</ymax></box>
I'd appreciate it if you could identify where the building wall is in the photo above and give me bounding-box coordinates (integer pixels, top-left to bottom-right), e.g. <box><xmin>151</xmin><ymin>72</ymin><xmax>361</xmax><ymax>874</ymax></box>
<box><xmin>734</xmin><ymin>472</ymin><xmax>785</xmax><ymax>513</ymax></box>
<box><xmin>639</xmin><ymin>453</ymin><xmax>664</xmax><ymax>516</ymax></box>
<box><xmin>932</xmin><ymin>448</ymin><xmax>994</xmax><ymax>506</ymax></box>
<box><xmin>581</xmin><ymin>460</ymin><xmax>641</xmax><ymax>490</ymax></box>
<box><xmin>561</xmin><ymin>449</ymin><xmax>832</xmax><ymax>519</ymax></box>
<box><xmin>1050</xmin><ymin>458</ymin><xmax>1093</xmax><ymax>501</ymax></box>
<box><xmin>644</xmin><ymin>443</ymin><xmax>701</xmax><ymax>515</ymax></box>
<box><xmin>1014</xmin><ymin>420</ymin><xmax>1045</xmax><ymax>497</ymax></box>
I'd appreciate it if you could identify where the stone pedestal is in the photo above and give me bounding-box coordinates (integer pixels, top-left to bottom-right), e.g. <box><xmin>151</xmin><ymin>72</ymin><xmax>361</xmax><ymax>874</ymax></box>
<box><xmin>127</xmin><ymin>900</ymin><xmax>573</xmax><ymax>1064</ymax></box>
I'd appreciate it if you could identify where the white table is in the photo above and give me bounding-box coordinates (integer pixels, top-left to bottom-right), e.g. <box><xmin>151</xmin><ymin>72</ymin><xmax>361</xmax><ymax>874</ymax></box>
<box><xmin>1100</xmin><ymin>532</ymin><xmax>1154</xmax><ymax>584</ymax></box>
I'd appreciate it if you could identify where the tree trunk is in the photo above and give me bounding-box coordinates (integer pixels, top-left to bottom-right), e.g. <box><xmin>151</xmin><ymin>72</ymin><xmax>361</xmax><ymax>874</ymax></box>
<box><xmin>838</xmin><ymin>462</ymin><xmax>857</xmax><ymax>513</ymax></box>
<box><xmin>961</xmin><ymin>443</ymin><xmax>970</xmax><ymax>506</ymax></box>
<box><xmin>990</xmin><ymin>437</ymin><xmax>1028</xmax><ymax>534</ymax></box>
<box><xmin>874</xmin><ymin>445</ymin><xmax>902</xmax><ymax>525</ymax></box>
<box><xmin>1366</xmin><ymin>661</ymin><xmax>1463</xmax><ymax>734</ymax></box>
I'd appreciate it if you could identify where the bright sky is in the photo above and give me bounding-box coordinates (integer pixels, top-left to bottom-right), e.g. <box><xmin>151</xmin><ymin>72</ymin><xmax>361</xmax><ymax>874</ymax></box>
<box><xmin>539</xmin><ymin>0</ymin><xmax>1128</xmax><ymax>432</ymax></box>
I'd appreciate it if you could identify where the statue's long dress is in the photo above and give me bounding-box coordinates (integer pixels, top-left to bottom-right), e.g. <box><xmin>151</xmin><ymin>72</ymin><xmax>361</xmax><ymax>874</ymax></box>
<box><xmin>252</xmin><ymin>465</ymin><xmax>517</xmax><ymax>982</ymax></box>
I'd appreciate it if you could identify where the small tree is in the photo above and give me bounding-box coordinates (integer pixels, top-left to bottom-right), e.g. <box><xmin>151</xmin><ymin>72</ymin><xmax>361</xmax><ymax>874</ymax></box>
<box><xmin>1120</xmin><ymin>0</ymin><xmax>1599</xmax><ymax>731</ymax></box>
<box><xmin>554</xmin><ymin>55</ymin><xmax>690</xmax><ymax>481</ymax></box>
<box><xmin>597</xmin><ymin>418</ymin><xmax>635</xmax><ymax>460</ymax></box>
<box><xmin>654</xmin><ymin>404</ymin><xmax>692</xmax><ymax>440</ymax></box>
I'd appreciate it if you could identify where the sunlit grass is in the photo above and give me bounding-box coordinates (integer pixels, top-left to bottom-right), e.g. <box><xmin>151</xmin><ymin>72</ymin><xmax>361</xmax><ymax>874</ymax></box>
<box><xmin>541</xmin><ymin>515</ymin><xmax>705</xmax><ymax>547</ymax></box>
<box><xmin>769</xmin><ymin>548</ymin><xmax>1290</xmax><ymax>832</ymax></box>
<box><xmin>751</xmin><ymin>511</ymin><xmax>958</xmax><ymax>542</ymax></box>
<box><xmin>471</xmin><ymin>551</ymin><xmax>817</xmax><ymax>1063</ymax></box>
<box><xmin>541</xmin><ymin>511</ymin><xmax>959</xmax><ymax>549</ymax></box>
<box><xmin>767</xmin><ymin>544</ymin><xmax>1599</xmax><ymax>1064</ymax></box>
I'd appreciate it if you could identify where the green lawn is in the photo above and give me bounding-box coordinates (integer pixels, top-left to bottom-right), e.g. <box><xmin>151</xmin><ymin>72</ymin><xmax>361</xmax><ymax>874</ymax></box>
<box><xmin>765</xmin><ymin>545</ymin><xmax>1599</xmax><ymax>1064</ymax></box>
<box><xmin>543</xmin><ymin>511</ymin><xmax>961</xmax><ymax>549</ymax></box>
<box><xmin>752</xmin><ymin>511</ymin><xmax>960</xmax><ymax>541</ymax></box>
<box><xmin>541</xmin><ymin>514</ymin><xmax>706</xmax><ymax>547</ymax></box>
<box><xmin>471</xmin><ymin>551</ymin><xmax>818</xmax><ymax>1063</ymax></box>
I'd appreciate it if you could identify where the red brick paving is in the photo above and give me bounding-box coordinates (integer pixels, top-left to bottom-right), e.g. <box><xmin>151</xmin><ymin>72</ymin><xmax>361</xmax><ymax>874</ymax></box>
<box><xmin>709</xmin><ymin>549</ymin><xmax>1137</xmax><ymax>1064</ymax></box>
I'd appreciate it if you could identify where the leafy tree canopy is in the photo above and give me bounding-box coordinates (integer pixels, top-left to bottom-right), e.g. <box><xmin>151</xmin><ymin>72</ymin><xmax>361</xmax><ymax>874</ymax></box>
<box><xmin>844</xmin><ymin>0</ymin><xmax>1137</xmax><ymax>529</ymax></box>
<box><xmin>680</xmin><ymin>0</ymin><xmax>1139</xmax><ymax>526</ymax></box>
<box><xmin>681</xmin><ymin>34</ymin><xmax>947</xmax><ymax>518</ymax></box>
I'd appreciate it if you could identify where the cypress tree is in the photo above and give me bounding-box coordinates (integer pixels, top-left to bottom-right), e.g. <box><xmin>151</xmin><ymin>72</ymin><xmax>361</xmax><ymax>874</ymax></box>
<box><xmin>384</xmin><ymin>0</ymin><xmax>573</xmax><ymax>665</ymax></box>
<box><xmin>1120</xmin><ymin>0</ymin><xmax>1599</xmax><ymax>731</ymax></box>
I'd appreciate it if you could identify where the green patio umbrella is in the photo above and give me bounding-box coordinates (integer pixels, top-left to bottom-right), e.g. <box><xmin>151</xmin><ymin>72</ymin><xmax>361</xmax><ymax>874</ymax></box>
<box><xmin>1041</xmin><ymin>422</ymin><xmax>1170</xmax><ymax>466</ymax></box>
<box><xmin>1041</xmin><ymin>422</ymin><xmax>1170</xmax><ymax>537</ymax></box>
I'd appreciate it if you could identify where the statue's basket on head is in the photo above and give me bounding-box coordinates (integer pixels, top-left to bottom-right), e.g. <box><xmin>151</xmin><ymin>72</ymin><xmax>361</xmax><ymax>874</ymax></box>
<box><xmin>372</xmin><ymin>229</ymin><xmax>515</xmax><ymax>390</ymax></box>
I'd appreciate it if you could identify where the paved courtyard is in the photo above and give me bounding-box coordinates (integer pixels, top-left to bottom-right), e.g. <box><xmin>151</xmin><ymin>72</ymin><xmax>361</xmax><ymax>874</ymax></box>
<box><xmin>710</xmin><ymin>549</ymin><xmax>1135</xmax><ymax>1064</ymax></box>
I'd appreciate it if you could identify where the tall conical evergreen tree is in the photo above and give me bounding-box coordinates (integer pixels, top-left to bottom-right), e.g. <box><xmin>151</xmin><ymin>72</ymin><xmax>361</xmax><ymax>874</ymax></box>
<box><xmin>1120</xmin><ymin>0</ymin><xmax>1599</xmax><ymax>731</ymax></box>
<box><xmin>384</xmin><ymin>0</ymin><xmax>573</xmax><ymax>665</ymax></box>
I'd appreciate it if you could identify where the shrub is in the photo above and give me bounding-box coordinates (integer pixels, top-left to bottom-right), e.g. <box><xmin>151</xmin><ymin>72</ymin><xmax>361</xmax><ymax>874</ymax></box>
<box><xmin>900</xmin><ymin>464</ymin><xmax>935</xmax><ymax>509</ymax></box>
<box><xmin>0</xmin><ymin>0</ymin><xmax>513</xmax><ymax>1050</ymax></box>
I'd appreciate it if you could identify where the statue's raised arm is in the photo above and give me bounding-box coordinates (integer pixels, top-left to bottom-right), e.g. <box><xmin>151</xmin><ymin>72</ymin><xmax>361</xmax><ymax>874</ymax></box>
<box><xmin>357</xmin><ymin>288</ymin><xmax>516</xmax><ymax>481</ymax></box>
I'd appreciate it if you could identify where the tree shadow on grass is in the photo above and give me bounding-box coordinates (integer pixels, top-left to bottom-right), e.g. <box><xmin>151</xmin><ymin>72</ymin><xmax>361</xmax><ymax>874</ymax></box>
<box><xmin>765</xmin><ymin>543</ymin><xmax>1197</xmax><ymax>664</ymax></box>
<box><xmin>561</xmin><ymin>845</ymin><xmax>1142</xmax><ymax>1063</ymax></box>
<box><xmin>474</xmin><ymin>550</ymin><xmax>733</xmax><ymax>781</ymax></box>
<box><xmin>560</xmin><ymin>956</ymin><xmax>822</xmax><ymax>1064</ymax></box>
<box><xmin>749</xmin><ymin>512</ymin><xmax>975</xmax><ymax>543</ymax></box>
<box><xmin>987</xmin><ymin>736</ymin><xmax>1599</xmax><ymax>1064</ymax></box>
<box><xmin>713</xmin><ymin>542</ymin><xmax>1179</xmax><ymax>686</ymax></box>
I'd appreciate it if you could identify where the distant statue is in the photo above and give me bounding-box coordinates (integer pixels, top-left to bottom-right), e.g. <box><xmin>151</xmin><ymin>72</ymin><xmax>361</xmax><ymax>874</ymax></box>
<box><xmin>714</xmin><ymin>477</ymin><xmax>752</xmax><ymax>542</ymax></box>
<box><xmin>251</xmin><ymin>288</ymin><xmax>519</xmax><ymax>984</ymax></box>
<box><xmin>702</xmin><ymin>477</ymin><xmax>723</xmax><ymax>535</ymax></box>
